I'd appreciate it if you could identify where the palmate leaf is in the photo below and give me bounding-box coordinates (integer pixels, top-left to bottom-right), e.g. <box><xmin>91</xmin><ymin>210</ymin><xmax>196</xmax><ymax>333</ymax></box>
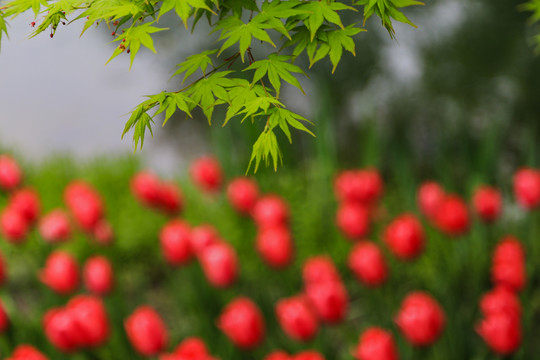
<box><xmin>356</xmin><ymin>0</ymin><xmax>423</xmax><ymax>37</ymax></box>
<box><xmin>223</xmin><ymin>79</ymin><xmax>269</xmax><ymax>125</ymax></box>
<box><xmin>158</xmin><ymin>0</ymin><xmax>215</xmax><ymax>28</ymax></box>
<box><xmin>298</xmin><ymin>0</ymin><xmax>357</xmax><ymax>41</ymax></box>
<box><xmin>153</xmin><ymin>92</ymin><xmax>194</xmax><ymax>126</ymax></box>
<box><xmin>172</xmin><ymin>49</ymin><xmax>217</xmax><ymax>83</ymax></box>
<box><xmin>326</xmin><ymin>24</ymin><xmax>365</xmax><ymax>72</ymax></box>
<box><xmin>2</xmin><ymin>0</ymin><xmax>47</xmax><ymax>18</ymax></box>
<box><xmin>107</xmin><ymin>22</ymin><xmax>168</xmax><ymax>69</ymax></box>
<box><xmin>251</xmin><ymin>0</ymin><xmax>308</xmax><ymax>40</ymax></box>
<box><xmin>268</xmin><ymin>107</ymin><xmax>314</xmax><ymax>143</ymax></box>
<box><xmin>215</xmin><ymin>15</ymin><xmax>276</xmax><ymax>62</ymax></box>
<box><xmin>76</xmin><ymin>0</ymin><xmax>146</xmax><ymax>35</ymax></box>
<box><xmin>247</xmin><ymin>128</ymin><xmax>282</xmax><ymax>173</ymax></box>
<box><xmin>245</xmin><ymin>53</ymin><xmax>306</xmax><ymax>97</ymax></box>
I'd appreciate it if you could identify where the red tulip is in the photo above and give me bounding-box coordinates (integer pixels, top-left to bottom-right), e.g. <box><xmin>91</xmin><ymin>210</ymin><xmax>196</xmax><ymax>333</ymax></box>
<box><xmin>348</xmin><ymin>242</ymin><xmax>388</xmax><ymax>286</ymax></box>
<box><xmin>227</xmin><ymin>177</ymin><xmax>259</xmax><ymax>214</ymax></box>
<box><xmin>218</xmin><ymin>297</ymin><xmax>265</xmax><ymax>349</ymax></box>
<box><xmin>9</xmin><ymin>188</ymin><xmax>40</xmax><ymax>224</ymax></box>
<box><xmin>276</xmin><ymin>295</ymin><xmax>318</xmax><ymax>341</ymax></box>
<box><xmin>383</xmin><ymin>214</ymin><xmax>424</xmax><ymax>260</ymax></box>
<box><xmin>476</xmin><ymin>311</ymin><xmax>521</xmax><ymax>355</ymax></box>
<box><xmin>190</xmin><ymin>224</ymin><xmax>220</xmax><ymax>255</ymax></box>
<box><xmin>294</xmin><ymin>351</ymin><xmax>326</xmax><ymax>360</ymax></box>
<box><xmin>334</xmin><ymin>169</ymin><xmax>383</xmax><ymax>204</ymax></box>
<box><xmin>472</xmin><ymin>186</ymin><xmax>502</xmax><ymax>222</ymax></box>
<box><xmin>336</xmin><ymin>202</ymin><xmax>370</xmax><ymax>240</ymax></box>
<box><xmin>0</xmin><ymin>155</ymin><xmax>22</xmax><ymax>191</ymax></box>
<box><xmin>492</xmin><ymin>236</ymin><xmax>525</xmax><ymax>292</ymax></box>
<box><xmin>159</xmin><ymin>220</ymin><xmax>193</xmax><ymax>266</ymax></box>
<box><xmin>67</xmin><ymin>295</ymin><xmax>110</xmax><ymax>347</ymax></box>
<box><xmin>190</xmin><ymin>156</ymin><xmax>223</xmax><ymax>193</ymax></box>
<box><xmin>6</xmin><ymin>345</ymin><xmax>48</xmax><ymax>360</ymax></box>
<box><xmin>252</xmin><ymin>195</ymin><xmax>290</xmax><ymax>229</ymax></box>
<box><xmin>305</xmin><ymin>280</ymin><xmax>348</xmax><ymax>323</ymax></box>
<box><xmin>83</xmin><ymin>256</ymin><xmax>114</xmax><ymax>295</ymax></box>
<box><xmin>125</xmin><ymin>306</ymin><xmax>169</xmax><ymax>356</ymax></box>
<box><xmin>480</xmin><ymin>286</ymin><xmax>521</xmax><ymax>318</ymax></box>
<box><xmin>265</xmin><ymin>351</ymin><xmax>292</xmax><ymax>360</ymax></box>
<box><xmin>159</xmin><ymin>181</ymin><xmax>183</xmax><ymax>214</ymax></box>
<box><xmin>199</xmin><ymin>242</ymin><xmax>238</xmax><ymax>287</ymax></box>
<box><xmin>92</xmin><ymin>219</ymin><xmax>114</xmax><ymax>245</ymax></box>
<box><xmin>355</xmin><ymin>327</ymin><xmax>399</xmax><ymax>360</ymax></box>
<box><xmin>131</xmin><ymin>171</ymin><xmax>162</xmax><ymax>207</ymax></box>
<box><xmin>513</xmin><ymin>168</ymin><xmax>540</xmax><ymax>209</ymax></box>
<box><xmin>395</xmin><ymin>292</ymin><xmax>446</xmax><ymax>346</ymax></box>
<box><xmin>39</xmin><ymin>209</ymin><xmax>71</xmax><ymax>243</ymax></box>
<box><xmin>433</xmin><ymin>195</ymin><xmax>469</xmax><ymax>236</ymax></box>
<box><xmin>256</xmin><ymin>226</ymin><xmax>294</xmax><ymax>268</ymax></box>
<box><xmin>0</xmin><ymin>207</ymin><xmax>29</xmax><ymax>243</ymax></box>
<box><xmin>43</xmin><ymin>307</ymin><xmax>79</xmax><ymax>352</ymax></box>
<box><xmin>64</xmin><ymin>181</ymin><xmax>103</xmax><ymax>231</ymax></box>
<box><xmin>173</xmin><ymin>337</ymin><xmax>211</xmax><ymax>357</ymax></box>
<box><xmin>417</xmin><ymin>181</ymin><xmax>445</xmax><ymax>220</ymax></box>
<box><xmin>40</xmin><ymin>251</ymin><xmax>79</xmax><ymax>294</ymax></box>
<box><xmin>302</xmin><ymin>256</ymin><xmax>340</xmax><ymax>286</ymax></box>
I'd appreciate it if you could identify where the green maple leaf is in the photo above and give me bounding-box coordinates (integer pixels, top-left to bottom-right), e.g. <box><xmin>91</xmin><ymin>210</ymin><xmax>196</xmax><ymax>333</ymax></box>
<box><xmin>245</xmin><ymin>53</ymin><xmax>306</xmax><ymax>97</ymax></box>
<box><xmin>3</xmin><ymin>0</ymin><xmax>47</xmax><ymax>18</ymax></box>
<box><xmin>300</xmin><ymin>0</ymin><xmax>357</xmax><ymax>41</ymax></box>
<box><xmin>158</xmin><ymin>0</ymin><xmax>215</xmax><ymax>28</ymax></box>
<box><xmin>173</xmin><ymin>49</ymin><xmax>217</xmax><ymax>83</ymax></box>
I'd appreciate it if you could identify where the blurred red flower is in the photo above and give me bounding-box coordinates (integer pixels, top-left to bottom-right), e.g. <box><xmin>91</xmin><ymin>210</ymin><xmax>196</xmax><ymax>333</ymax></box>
<box><xmin>336</xmin><ymin>202</ymin><xmax>370</xmax><ymax>240</ymax></box>
<box><xmin>39</xmin><ymin>209</ymin><xmax>71</xmax><ymax>243</ymax></box>
<box><xmin>125</xmin><ymin>306</ymin><xmax>169</xmax><ymax>356</ymax></box>
<box><xmin>227</xmin><ymin>177</ymin><xmax>259</xmax><ymax>214</ymax></box>
<box><xmin>276</xmin><ymin>295</ymin><xmax>319</xmax><ymax>341</ymax></box>
<box><xmin>253</xmin><ymin>195</ymin><xmax>290</xmax><ymax>229</ymax></box>
<box><xmin>0</xmin><ymin>155</ymin><xmax>22</xmax><ymax>191</ymax></box>
<box><xmin>199</xmin><ymin>242</ymin><xmax>238</xmax><ymax>287</ymax></box>
<box><xmin>83</xmin><ymin>256</ymin><xmax>114</xmax><ymax>295</ymax></box>
<box><xmin>160</xmin><ymin>220</ymin><xmax>193</xmax><ymax>266</ymax></box>
<box><xmin>348</xmin><ymin>241</ymin><xmax>388</xmax><ymax>286</ymax></box>
<box><xmin>39</xmin><ymin>251</ymin><xmax>79</xmax><ymax>294</ymax></box>
<box><xmin>256</xmin><ymin>226</ymin><xmax>294</xmax><ymax>268</ymax></box>
<box><xmin>513</xmin><ymin>168</ymin><xmax>540</xmax><ymax>209</ymax></box>
<box><xmin>190</xmin><ymin>156</ymin><xmax>223</xmax><ymax>193</ymax></box>
<box><xmin>472</xmin><ymin>186</ymin><xmax>502</xmax><ymax>222</ymax></box>
<box><xmin>354</xmin><ymin>327</ymin><xmax>399</xmax><ymax>360</ymax></box>
<box><xmin>492</xmin><ymin>236</ymin><xmax>525</xmax><ymax>292</ymax></box>
<box><xmin>218</xmin><ymin>297</ymin><xmax>265</xmax><ymax>349</ymax></box>
<box><xmin>384</xmin><ymin>214</ymin><xmax>425</xmax><ymax>260</ymax></box>
<box><xmin>433</xmin><ymin>195</ymin><xmax>469</xmax><ymax>236</ymax></box>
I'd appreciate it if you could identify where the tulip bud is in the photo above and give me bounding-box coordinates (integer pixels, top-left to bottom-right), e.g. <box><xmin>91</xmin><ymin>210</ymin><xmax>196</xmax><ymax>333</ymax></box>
<box><xmin>476</xmin><ymin>311</ymin><xmax>521</xmax><ymax>355</ymax></box>
<box><xmin>302</xmin><ymin>256</ymin><xmax>340</xmax><ymax>286</ymax></box>
<box><xmin>190</xmin><ymin>156</ymin><xmax>223</xmax><ymax>193</ymax></box>
<box><xmin>92</xmin><ymin>219</ymin><xmax>114</xmax><ymax>245</ymax></box>
<box><xmin>131</xmin><ymin>171</ymin><xmax>162</xmax><ymax>207</ymax></box>
<box><xmin>67</xmin><ymin>295</ymin><xmax>110</xmax><ymax>347</ymax></box>
<box><xmin>6</xmin><ymin>344</ymin><xmax>48</xmax><ymax>360</ymax></box>
<box><xmin>256</xmin><ymin>226</ymin><xmax>294</xmax><ymax>268</ymax></box>
<box><xmin>417</xmin><ymin>181</ymin><xmax>445</xmax><ymax>220</ymax></box>
<box><xmin>305</xmin><ymin>280</ymin><xmax>348</xmax><ymax>323</ymax></box>
<box><xmin>0</xmin><ymin>207</ymin><xmax>29</xmax><ymax>243</ymax></box>
<box><xmin>480</xmin><ymin>286</ymin><xmax>521</xmax><ymax>318</ymax></box>
<box><xmin>159</xmin><ymin>182</ymin><xmax>183</xmax><ymax>214</ymax></box>
<box><xmin>472</xmin><ymin>186</ymin><xmax>502</xmax><ymax>222</ymax></box>
<box><xmin>125</xmin><ymin>306</ymin><xmax>169</xmax><ymax>356</ymax></box>
<box><xmin>190</xmin><ymin>224</ymin><xmax>220</xmax><ymax>255</ymax></box>
<box><xmin>354</xmin><ymin>327</ymin><xmax>398</xmax><ymax>360</ymax></box>
<box><xmin>218</xmin><ymin>297</ymin><xmax>265</xmax><ymax>349</ymax></box>
<box><xmin>40</xmin><ymin>251</ymin><xmax>79</xmax><ymax>294</ymax></box>
<box><xmin>253</xmin><ymin>195</ymin><xmax>290</xmax><ymax>229</ymax></box>
<box><xmin>159</xmin><ymin>220</ymin><xmax>193</xmax><ymax>266</ymax></box>
<box><xmin>64</xmin><ymin>181</ymin><xmax>103</xmax><ymax>231</ymax></box>
<box><xmin>199</xmin><ymin>242</ymin><xmax>238</xmax><ymax>287</ymax></box>
<box><xmin>9</xmin><ymin>188</ymin><xmax>40</xmax><ymax>224</ymax></box>
<box><xmin>276</xmin><ymin>295</ymin><xmax>318</xmax><ymax>341</ymax></box>
<box><xmin>43</xmin><ymin>308</ymin><xmax>79</xmax><ymax>352</ymax></box>
<box><xmin>492</xmin><ymin>236</ymin><xmax>525</xmax><ymax>292</ymax></box>
<box><xmin>83</xmin><ymin>256</ymin><xmax>114</xmax><ymax>295</ymax></box>
<box><xmin>227</xmin><ymin>177</ymin><xmax>259</xmax><ymax>214</ymax></box>
<box><xmin>348</xmin><ymin>242</ymin><xmax>388</xmax><ymax>286</ymax></box>
<box><xmin>395</xmin><ymin>292</ymin><xmax>446</xmax><ymax>346</ymax></box>
<box><xmin>336</xmin><ymin>202</ymin><xmax>370</xmax><ymax>240</ymax></box>
<box><xmin>513</xmin><ymin>167</ymin><xmax>540</xmax><ymax>209</ymax></box>
<box><xmin>39</xmin><ymin>209</ymin><xmax>71</xmax><ymax>243</ymax></box>
<box><xmin>383</xmin><ymin>214</ymin><xmax>424</xmax><ymax>260</ymax></box>
<box><xmin>0</xmin><ymin>155</ymin><xmax>22</xmax><ymax>191</ymax></box>
<box><xmin>433</xmin><ymin>195</ymin><xmax>469</xmax><ymax>236</ymax></box>
<box><xmin>334</xmin><ymin>169</ymin><xmax>383</xmax><ymax>204</ymax></box>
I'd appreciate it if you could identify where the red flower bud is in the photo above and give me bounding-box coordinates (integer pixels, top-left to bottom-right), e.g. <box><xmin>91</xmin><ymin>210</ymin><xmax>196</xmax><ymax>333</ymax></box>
<box><xmin>348</xmin><ymin>242</ymin><xmax>388</xmax><ymax>286</ymax></box>
<box><xmin>355</xmin><ymin>327</ymin><xmax>399</xmax><ymax>360</ymax></box>
<box><xmin>417</xmin><ymin>181</ymin><xmax>445</xmax><ymax>220</ymax></box>
<box><xmin>40</xmin><ymin>251</ymin><xmax>79</xmax><ymax>294</ymax></box>
<box><xmin>190</xmin><ymin>156</ymin><xmax>223</xmax><ymax>193</ymax></box>
<box><xmin>476</xmin><ymin>311</ymin><xmax>521</xmax><ymax>355</ymax></box>
<box><xmin>433</xmin><ymin>195</ymin><xmax>469</xmax><ymax>236</ymax></box>
<box><xmin>173</xmin><ymin>337</ymin><xmax>211</xmax><ymax>357</ymax></box>
<box><xmin>9</xmin><ymin>188</ymin><xmax>40</xmax><ymax>224</ymax></box>
<box><xmin>276</xmin><ymin>295</ymin><xmax>318</xmax><ymax>341</ymax></box>
<box><xmin>383</xmin><ymin>214</ymin><xmax>424</xmax><ymax>260</ymax></box>
<box><xmin>513</xmin><ymin>167</ymin><xmax>540</xmax><ymax>209</ymax></box>
<box><xmin>39</xmin><ymin>209</ymin><xmax>71</xmax><ymax>243</ymax></box>
<box><xmin>83</xmin><ymin>256</ymin><xmax>114</xmax><ymax>295</ymax></box>
<box><xmin>0</xmin><ymin>155</ymin><xmax>22</xmax><ymax>191</ymax></box>
<box><xmin>305</xmin><ymin>280</ymin><xmax>348</xmax><ymax>323</ymax></box>
<box><xmin>190</xmin><ymin>224</ymin><xmax>220</xmax><ymax>255</ymax></box>
<box><xmin>302</xmin><ymin>256</ymin><xmax>340</xmax><ymax>286</ymax></box>
<box><xmin>218</xmin><ymin>297</ymin><xmax>265</xmax><ymax>349</ymax></box>
<box><xmin>125</xmin><ymin>306</ymin><xmax>169</xmax><ymax>356</ymax></box>
<box><xmin>6</xmin><ymin>345</ymin><xmax>48</xmax><ymax>360</ymax></box>
<box><xmin>256</xmin><ymin>226</ymin><xmax>294</xmax><ymax>268</ymax></box>
<box><xmin>334</xmin><ymin>169</ymin><xmax>383</xmax><ymax>204</ymax></box>
<box><xmin>336</xmin><ymin>202</ymin><xmax>370</xmax><ymax>240</ymax></box>
<box><xmin>395</xmin><ymin>292</ymin><xmax>446</xmax><ymax>346</ymax></box>
<box><xmin>227</xmin><ymin>177</ymin><xmax>259</xmax><ymax>214</ymax></box>
<box><xmin>199</xmin><ymin>242</ymin><xmax>238</xmax><ymax>287</ymax></box>
<box><xmin>66</xmin><ymin>295</ymin><xmax>110</xmax><ymax>347</ymax></box>
<box><xmin>43</xmin><ymin>308</ymin><xmax>79</xmax><ymax>352</ymax></box>
<box><xmin>159</xmin><ymin>220</ymin><xmax>193</xmax><ymax>266</ymax></box>
<box><xmin>265</xmin><ymin>351</ymin><xmax>292</xmax><ymax>360</ymax></box>
<box><xmin>92</xmin><ymin>219</ymin><xmax>114</xmax><ymax>245</ymax></box>
<box><xmin>64</xmin><ymin>181</ymin><xmax>103</xmax><ymax>231</ymax></box>
<box><xmin>0</xmin><ymin>207</ymin><xmax>29</xmax><ymax>243</ymax></box>
<box><xmin>480</xmin><ymin>286</ymin><xmax>521</xmax><ymax>318</ymax></box>
<box><xmin>253</xmin><ymin>195</ymin><xmax>290</xmax><ymax>229</ymax></box>
<box><xmin>159</xmin><ymin>182</ymin><xmax>183</xmax><ymax>214</ymax></box>
<box><xmin>294</xmin><ymin>350</ymin><xmax>326</xmax><ymax>360</ymax></box>
<box><xmin>131</xmin><ymin>171</ymin><xmax>162</xmax><ymax>207</ymax></box>
<box><xmin>491</xmin><ymin>236</ymin><xmax>525</xmax><ymax>292</ymax></box>
<box><xmin>472</xmin><ymin>186</ymin><xmax>502</xmax><ymax>222</ymax></box>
